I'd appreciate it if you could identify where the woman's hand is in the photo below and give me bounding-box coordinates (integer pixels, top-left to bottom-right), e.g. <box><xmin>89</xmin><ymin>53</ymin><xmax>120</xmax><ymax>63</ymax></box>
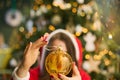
<box><xmin>16</xmin><ymin>34</ymin><xmax>48</xmax><ymax>78</ymax></box>
<box><xmin>51</xmin><ymin>62</ymin><xmax>81</xmax><ymax>80</ymax></box>
<box><xmin>21</xmin><ymin>36</ymin><xmax>47</xmax><ymax>69</ymax></box>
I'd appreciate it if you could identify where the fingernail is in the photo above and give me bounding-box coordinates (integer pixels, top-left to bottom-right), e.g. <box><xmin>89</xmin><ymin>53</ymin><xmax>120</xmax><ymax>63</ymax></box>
<box><xmin>43</xmin><ymin>39</ymin><xmax>47</xmax><ymax>42</ymax></box>
<box><xmin>58</xmin><ymin>74</ymin><xmax>61</xmax><ymax>78</ymax></box>
<box><xmin>29</xmin><ymin>42</ymin><xmax>32</xmax><ymax>45</ymax></box>
<box><xmin>44</xmin><ymin>41</ymin><xmax>47</xmax><ymax>43</ymax></box>
<box><xmin>44</xmin><ymin>35</ymin><xmax>47</xmax><ymax>39</ymax></box>
<box><xmin>50</xmin><ymin>75</ymin><xmax>54</xmax><ymax>79</ymax></box>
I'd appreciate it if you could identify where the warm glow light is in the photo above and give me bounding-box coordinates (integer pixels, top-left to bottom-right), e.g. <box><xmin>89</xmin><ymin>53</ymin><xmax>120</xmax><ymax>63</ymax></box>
<box><xmin>108</xmin><ymin>51</ymin><xmax>116</xmax><ymax>59</ymax></box>
<box><xmin>73</xmin><ymin>2</ymin><xmax>78</xmax><ymax>7</ymax></box>
<box><xmin>72</xmin><ymin>8</ymin><xmax>77</xmax><ymax>13</ymax></box>
<box><xmin>75</xmin><ymin>32</ymin><xmax>81</xmax><ymax>36</ymax></box>
<box><xmin>65</xmin><ymin>3</ymin><xmax>71</xmax><ymax>9</ymax></box>
<box><xmin>99</xmin><ymin>51</ymin><xmax>105</xmax><ymax>56</ymax></box>
<box><xmin>85</xmin><ymin>54</ymin><xmax>90</xmax><ymax>59</ymax></box>
<box><xmin>111</xmin><ymin>54</ymin><xmax>116</xmax><ymax>59</ymax></box>
<box><xmin>53</xmin><ymin>1</ymin><xmax>62</xmax><ymax>7</ymax></box>
<box><xmin>94</xmin><ymin>12</ymin><xmax>99</xmax><ymax>18</ymax></box>
<box><xmin>94</xmin><ymin>55</ymin><xmax>101</xmax><ymax>60</ymax></box>
<box><xmin>108</xmin><ymin>33</ymin><xmax>112</xmax><ymax>39</ymax></box>
<box><xmin>19</xmin><ymin>27</ymin><xmax>24</xmax><ymax>32</ymax></box>
<box><xmin>25</xmin><ymin>33</ymin><xmax>31</xmax><ymax>39</ymax></box>
<box><xmin>46</xmin><ymin>4</ymin><xmax>52</xmax><ymax>10</ymax></box>
<box><xmin>35</xmin><ymin>0</ymin><xmax>43</xmax><ymax>5</ymax></box>
<box><xmin>82</xmin><ymin>28</ymin><xmax>88</xmax><ymax>33</ymax></box>
<box><xmin>49</xmin><ymin>25</ymin><xmax>55</xmax><ymax>31</ymax></box>
<box><xmin>53</xmin><ymin>2</ymin><xmax>58</xmax><ymax>7</ymax></box>
<box><xmin>33</xmin><ymin>5</ymin><xmax>39</xmax><ymax>11</ymax></box>
<box><xmin>108</xmin><ymin>51</ymin><xmax>113</xmax><ymax>56</ymax></box>
<box><xmin>33</xmin><ymin>27</ymin><xmax>37</xmax><ymax>32</ymax></box>
<box><xmin>103</xmin><ymin>49</ymin><xmax>108</xmax><ymax>54</ymax></box>
<box><xmin>80</xmin><ymin>11</ymin><xmax>85</xmax><ymax>17</ymax></box>
<box><xmin>60</xmin><ymin>5</ymin><xmax>66</xmax><ymax>10</ymax></box>
<box><xmin>104</xmin><ymin>59</ymin><xmax>110</xmax><ymax>66</ymax></box>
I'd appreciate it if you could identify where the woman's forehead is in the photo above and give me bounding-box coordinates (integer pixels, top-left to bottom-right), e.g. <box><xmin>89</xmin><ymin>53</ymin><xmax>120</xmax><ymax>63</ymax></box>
<box><xmin>52</xmin><ymin>39</ymin><xmax>67</xmax><ymax>51</ymax></box>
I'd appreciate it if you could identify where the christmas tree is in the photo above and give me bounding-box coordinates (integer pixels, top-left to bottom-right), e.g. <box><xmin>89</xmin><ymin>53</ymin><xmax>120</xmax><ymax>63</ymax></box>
<box><xmin>4</xmin><ymin>0</ymin><xmax>120</xmax><ymax>80</ymax></box>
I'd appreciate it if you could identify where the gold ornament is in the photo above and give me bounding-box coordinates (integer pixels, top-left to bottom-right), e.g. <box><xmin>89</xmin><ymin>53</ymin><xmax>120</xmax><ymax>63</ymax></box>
<box><xmin>45</xmin><ymin>48</ymin><xmax>73</xmax><ymax>77</ymax></box>
<box><xmin>33</xmin><ymin>0</ymin><xmax>43</xmax><ymax>11</ymax></box>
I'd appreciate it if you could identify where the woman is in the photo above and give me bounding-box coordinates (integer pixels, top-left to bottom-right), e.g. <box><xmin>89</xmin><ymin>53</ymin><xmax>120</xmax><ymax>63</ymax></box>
<box><xmin>12</xmin><ymin>29</ymin><xmax>91</xmax><ymax>80</ymax></box>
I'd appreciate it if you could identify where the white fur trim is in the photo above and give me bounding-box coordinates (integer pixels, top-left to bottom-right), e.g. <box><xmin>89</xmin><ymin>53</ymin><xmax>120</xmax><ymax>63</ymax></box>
<box><xmin>12</xmin><ymin>67</ymin><xmax>30</xmax><ymax>80</ymax></box>
<box><xmin>40</xmin><ymin>29</ymin><xmax>80</xmax><ymax>71</ymax></box>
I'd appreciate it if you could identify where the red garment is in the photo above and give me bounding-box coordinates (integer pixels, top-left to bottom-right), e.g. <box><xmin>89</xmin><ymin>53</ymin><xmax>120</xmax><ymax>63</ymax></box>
<box><xmin>29</xmin><ymin>66</ymin><xmax>91</xmax><ymax>80</ymax></box>
<box><xmin>11</xmin><ymin>66</ymin><xmax>91</xmax><ymax>80</ymax></box>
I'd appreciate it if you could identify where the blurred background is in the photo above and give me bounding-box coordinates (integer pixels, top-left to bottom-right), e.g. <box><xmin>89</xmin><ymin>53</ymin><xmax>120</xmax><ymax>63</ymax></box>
<box><xmin>0</xmin><ymin>0</ymin><xmax>120</xmax><ymax>80</ymax></box>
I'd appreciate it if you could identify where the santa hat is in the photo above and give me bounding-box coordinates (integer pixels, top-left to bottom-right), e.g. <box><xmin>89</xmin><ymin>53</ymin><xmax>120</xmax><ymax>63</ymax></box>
<box><xmin>40</xmin><ymin>29</ymin><xmax>83</xmax><ymax>71</ymax></box>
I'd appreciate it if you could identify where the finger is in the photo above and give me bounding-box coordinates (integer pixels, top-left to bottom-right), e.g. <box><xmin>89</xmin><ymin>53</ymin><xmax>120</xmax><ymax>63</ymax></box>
<box><xmin>50</xmin><ymin>75</ymin><xmax>54</xmax><ymax>80</ymax></box>
<box><xmin>34</xmin><ymin>35</ymin><xmax>48</xmax><ymax>46</ymax></box>
<box><xmin>37</xmin><ymin>33</ymin><xmax>49</xmax><ymax>42</ymax></box>
<box><xmin>50</xmin><ymin>75</ymin><xmax>59</xmax><ymax>80</ymax></box>
<box><xmin>35</xmin><ymin>40</ymin><xmax>47</xmax><ymax>49</ymax></box>
<box><xmin>36</xmin><ymin>34</ymin><xmax>48</xmax><ymax>43</ymax></box>
<box><xmin>34</xmin><ymin>36</ymin><xmax>44</xmax><ymax>43</ymax></box>
<box><xmin>43</xmin><ymin>33</ymin><xmax>49</xmax><ymax>40</ymax></box>
<box><xmin>24</xmin><ymin>42</ymin><xmax>32</xmax><ymax>55</ymax></box>
<box><xmin>72</xmin><ymin>62</ymin><xmax>80</xmax><ymax>77</ymax></box>
<box><xmin>58</xmin><ymin>74</ymin><xmax>69</xmax><ymax>80</ymax></box>
<box><xmin>25</xmin><ymin>42</ymin><xmax>33</xmax><ymax>56</ymax></box>
<box><xmin>33</xmin><ymin>39</ymin><xmax>47</xmax><ymax>49</ymax></box>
